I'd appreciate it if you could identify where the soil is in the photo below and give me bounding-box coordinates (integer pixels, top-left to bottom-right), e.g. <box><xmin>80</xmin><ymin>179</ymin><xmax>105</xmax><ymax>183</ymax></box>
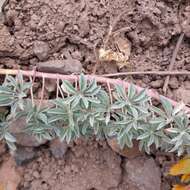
<box><xmin>0</xmin><ymin>0</ymin><xmax>190</xmax><ymax>189</ymax></box>
<box><xmin>19</xmin><ymin>139</ymin><xmax>122</xmax><ymax>190</ymax></box>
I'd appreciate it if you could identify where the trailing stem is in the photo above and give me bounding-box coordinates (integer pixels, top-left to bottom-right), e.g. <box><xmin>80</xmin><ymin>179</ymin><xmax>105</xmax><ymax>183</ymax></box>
<box><xmin>0</xmin><ymin>69</ymin><xmax>189</xmax><ymax>113</ymax></box>
<box><xmin>0</xmin><ymin>69</ymin><xmax>190</xmax><ymax>156</ymax></box>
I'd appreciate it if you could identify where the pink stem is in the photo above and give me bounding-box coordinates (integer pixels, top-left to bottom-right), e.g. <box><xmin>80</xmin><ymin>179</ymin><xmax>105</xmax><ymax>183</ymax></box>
<box><xmin>0</xmin><ymin>69</ymin><xmax>189</xmax><ymax>113</ymax></box>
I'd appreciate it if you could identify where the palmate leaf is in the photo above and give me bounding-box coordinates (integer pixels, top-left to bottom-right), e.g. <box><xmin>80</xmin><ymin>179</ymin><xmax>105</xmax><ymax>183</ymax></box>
<box><xmin>48</xmin><ymin>98</ymin><xmax>78</xmax><ymax>128</ymax></box>
<box><xmin>79</xmin><ymin>73</ymin><xmax>87</xmax><ymax>92</ymax></box>
<box><xmin>0</xmin><ymin>73</ymin><xmax>31</xmax><ymax>115</ymax></box>
<box><xmin>174</xmin><ymin>115</ymin><xmax>189</xmax><ymax>129</ymax></box>
<box><xmin>61</xmin><ymin>80</ymin><xmax>77</xmax><ymax>95</ymax></box>
<box><xmin>128</xmin><ymin>84</ymin><xmax>136</xmax><ymax>100</ymax></box>
<box><xmin>93</xmin><ymin>121</ymin><xmax>106</xmax><ymax>139</ymax></box>
<box><xmin>149</xmin><ymin>117</ymin><xmax>167</xmax><ymax>130</ymax></box>
<box><xmin>61</xmin><ymin>75</ymin><xmax>101</xmax><ymax>109</ymax></box>
<box><xmin>166</xmin><ymin>115</ymin><xmax>190</xmax><ymax>155</ymax></box>
<box><xmin>23</xmin><ymin>103</ymin><xmax>54</xmax><ymax>140</ymax></box>
<box><xmin>57</xmin><ymin>125</ymin><xmax>80</xmax><ymax>144</ymax></box>
<box><xmin>0</xmin><ymin>86</ymin><xmax>14</xmax><ymax>94</ymax></box>
<box><xmin>159</xmin><ymin>97</ymin><xmax>185</xmax><ymax>122</ymax></box>
<box><xmin>85</xmin><ymin>80</ymin><xmax>100</xmax><ymax>95</ymax></box>
<box><xmin>114</xmin><ymin>85</ymin><xmax>127</xmax><ymax>100</ymax></box>
<box><xmin>111</xmin><ymin>101</ymin><xmax>126</xmax><ymax>110</ymax></box>
<box><xmin>128</xmin><ymin>84</ymin><xmax>150</xmax><ymax>104</ymax></box>
<box><xmin>133</xmin><ymin>88</ymin><xmax>149</xmax><ymax>103</ymax></box>
<box><xmin>4</xmin><ymin>75</ymin><xmax>17</xmax><ymax>87</ymax></box>
<box><xmin>0</xmin><ymin>85</ymin><xmax>16</xmax><ymax>106</ymax></box>
<box><xmin>80</xmin><ymin>122</ymin><xmax>93</xmax><ymax>136</ymax></box>
<box><xmin>117</xmin><ymin>129</ymin><xmax>133</xmax><ymax>149</ymax></box>
<box><xmin>26</xmin><ymin>121</ymin><xmax>54</xmax><ymax>142</ymax></box>
<box><xmin>0</xmin><ymin>95</ymin><xmax>14</xmax><ymax>106</ymax></box>
<box><xmin>113</xmin><ymin>85</ymin><xmax>149</xmax><ymax>119</ymax></box>
<box><xmin>160</xmin><ymin>96</ymin><xmax>173</xmax><ymax>116</ymax></box>
<box><xmin>150</xmin><ymin>105</ymin><xmax>166</xmax><ymax>118</ymax></box>
<box><xmin>137</xmin><ymin>123</ymin><xmax>166</xmax><ymax>153</ymax></box>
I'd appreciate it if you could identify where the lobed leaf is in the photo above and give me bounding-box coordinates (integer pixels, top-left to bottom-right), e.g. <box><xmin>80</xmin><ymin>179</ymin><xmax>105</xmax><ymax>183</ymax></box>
<box><xmin>61</xmin><ymin>80</ymin><xmax>77</xmax><ymax>95</ymax></box>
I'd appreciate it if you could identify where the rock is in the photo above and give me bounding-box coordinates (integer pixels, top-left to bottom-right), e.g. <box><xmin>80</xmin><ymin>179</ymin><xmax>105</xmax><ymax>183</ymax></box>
<box><xmin>13</xmin><ymin>146</ymin><xmax>37</xmax><ymax>166</ymax></box>
<box><xmin>0</xmin><ymin>157</ymin><xmax>22</xmax><ymax>190</ymax></box>
<box><xmin>45</xmin><ymin>79</ymin><xmax>56</xmax><ymax>93</ymax></box>
<box><xmin>79</xmin><ymin>16</ymin><xmax>90</xmax><ymax>37</ymax></box>
<box><xmin>50</xmin><ymin>139</ymin><xmax>68</xmax><ymax>159</ymax></box>
<box><xmin>9</xmin><ymin>100</ymin><xmax>52</xmax><ymax>147</ymax></box>
<box><xmin>0</xmin><ymin>58</ymin><xmax>17</xmax><ymax>69</ymax></box>
<box><xmin>9</xmin><ymin>117</ymin><xmax>47</xmax><ymax>147</ymax></box>
<box><xmin>150</xmin><ymin>80</ymin><xmax>163</xmax><ymax>88</ymax></box>
<box><xmin>124</xmin><ymin>156</ymin><xmax>161</xmax><ymax>190</ymax></box>
<box><xmin>33</xmin><ymin>41</ymin><xmax>49</xmax><ymax>61</ymax></box>
<box><xmin>56</xmin><ymin>21</ymin><xmax>66</xmax><ymax>32</ymax></box>
<box><xmin>107</xmin><ymin>138</ymin><xmax>143</xmax><ymax>158</ymax></box>
<box><xmin>169</xmin><ymin>77</ymin><xmax>179</xmax><ymax>89</ymax></box>
<box><xmin>176</xmin><ymin>87</ymin><xmax>190</xmax><ymax>104</ymax></box>
<box><xmin>103</xmin><ymin>61</ymin><xmax>118</xmax><ymax>74</ymax></box>
<box><xmin>32</xmin><ymin>171</ymin><xmax>40</xmax><ymax>179</ymax></box>
<box><xmin>37</xmin><ymin>59</ymin><xmax>82</xmax><ymax>74</ymax></box>
<box><xmin>5</xmin><ymin>10</ymin><xmax>18</xmax><ymax>26</ymax></box>
<box><xmin>71</xmin><ymin>50</ymin><xmax>83</xmax><ymax>61</ymax></box>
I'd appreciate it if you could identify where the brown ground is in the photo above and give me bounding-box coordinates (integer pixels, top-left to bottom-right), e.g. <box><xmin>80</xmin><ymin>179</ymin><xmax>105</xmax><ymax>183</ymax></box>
<box><xmin>0</xmin><ymin>0</ymin><xmax>190</xmax><ymax>189</ymax></box>
<box><xmin>19</xmin><ymin>139</ymin><xmax>122</xmax><ymax>190</ymax></box>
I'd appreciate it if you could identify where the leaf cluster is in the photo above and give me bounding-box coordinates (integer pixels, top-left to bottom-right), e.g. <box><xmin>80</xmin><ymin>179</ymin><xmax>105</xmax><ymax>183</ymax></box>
<box><xmin>0</xmin><ymin>73</ymin><xmax>189</xmax><ymax>156</ymax></box>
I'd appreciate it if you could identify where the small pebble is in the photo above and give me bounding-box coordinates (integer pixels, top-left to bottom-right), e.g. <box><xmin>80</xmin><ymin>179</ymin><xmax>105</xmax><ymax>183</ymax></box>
<box><xmin>33</xmin><ymin>41</ymin><xmax>49</xmax><ymax>61</ymax></box>
<box><xmin>50</xmin><ymin>139</ymin><xmax>68</xmax><ymax>159</ymax></box>
<box><xmin>169</xmin><ymin>77</ymin><xmax>179</xmax><ymax>89</ymax></box>
<box><xmin>33</xmin><ymin>171</ymin><xmax>40</xmax><ymax>179</ymax></box>
<box><xmin>150</xmin><ymin>80</ymin><xmax>163</xmax><ymax>88</ymax></box>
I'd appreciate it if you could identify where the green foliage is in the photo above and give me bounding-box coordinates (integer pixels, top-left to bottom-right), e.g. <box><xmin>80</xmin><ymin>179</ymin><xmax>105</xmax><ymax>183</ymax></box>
<box><xmin>0</xmin><ymin>121</ymin><xmax>16</xmax><ymax>151</ymax></box>
<box><xmin>0</xmin><ymin>73</ymin><xmax>31</xmax><ymax>114</ymax></box>
<box><xmin>0</xmin><ymin>73</ymin><xmax>189</xmax><ymax>156</ymax></box>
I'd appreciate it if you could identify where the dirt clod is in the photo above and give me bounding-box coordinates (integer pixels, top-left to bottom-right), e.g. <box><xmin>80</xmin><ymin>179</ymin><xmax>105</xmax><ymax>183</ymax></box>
<box><xmin>37</xmin><ymin>59</ymin><xmax>82</xmax><ymax>74</ymax></box>
<box><xmin>10</xmin><ymin>117</ymin><xmax>47</xmax><ymax>147</ymax></box>
<box><xmin>45</xmin><ymin>78</ymin><xmax>56</xmax><ymax>93</ymax></box>
<box><xmin>123</xmin><ymin>156</ymin><xmax>161</xmax><ymax>190</ymax></box>
<box><xmin>150</xmin><ymin>80</ymin><xmax>163</xmax><ymax>88</ymax></box>
<box><xmin>107</xmin><ymin>138</ymin><xmax>143</xmax><ymax>158</ymax></box>
<box><xmin>33</xmin><ymin>41</ymin><xmax>50</xmax><ymax>61</ymax></box>
<box><xmin>169</xmin><ymin>77</ymin><xmax>179</xmax><ymax>89</ymax></box>
<box><xmin>13</xmin><ymin>147</ymin><xmax>37</xmax><ymax>166</ymax></box>
<box><xmin>50</xmin><ymin>139</ymin><xmax>68</xmax><ymax>159</ymax></box>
